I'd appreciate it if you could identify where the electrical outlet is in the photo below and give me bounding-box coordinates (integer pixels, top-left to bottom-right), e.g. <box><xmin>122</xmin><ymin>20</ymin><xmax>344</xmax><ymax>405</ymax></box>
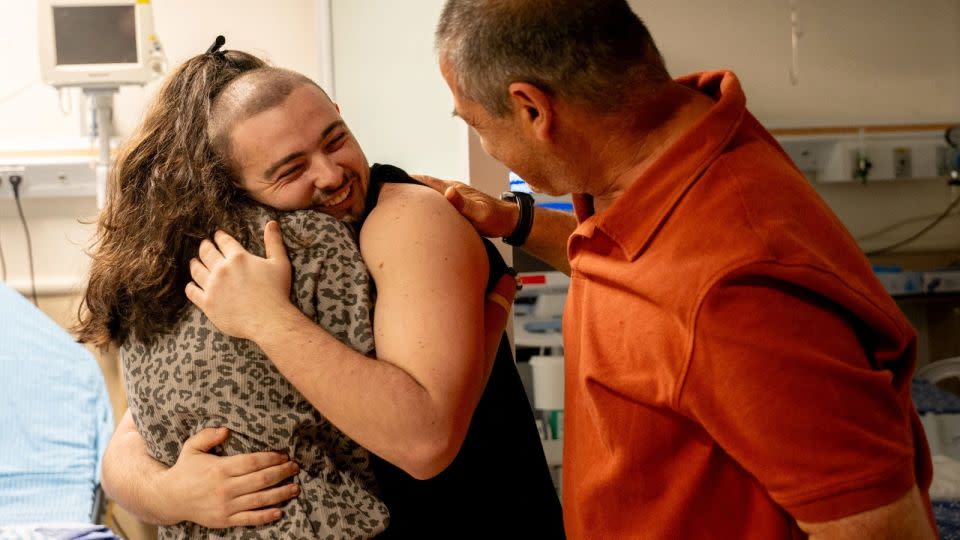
<box><xmin>780</xmin><ymin>141</ymin><xmax>828</xmax><ymax>182</ymax></box>
<box><xmin>893</xmin><ymin>147</ymin><xmax>913</xmax><ymax>179</ymax></box>
<box><xmin>0</xmin><ymin>166</ymin><xmax>26</xmax><ymax>199</ymax></box>
<box><xmin>0</xmin><ymin>161</ymin><xmax>95</xmax><ymax>199</ymax></box>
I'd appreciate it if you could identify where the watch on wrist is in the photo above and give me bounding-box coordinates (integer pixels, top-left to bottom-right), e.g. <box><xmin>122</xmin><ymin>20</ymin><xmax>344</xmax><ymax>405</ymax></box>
<box><xmin>500</xmin><ymin>191</ymin><xmax>534</xmax><ymax>247</ymax></box>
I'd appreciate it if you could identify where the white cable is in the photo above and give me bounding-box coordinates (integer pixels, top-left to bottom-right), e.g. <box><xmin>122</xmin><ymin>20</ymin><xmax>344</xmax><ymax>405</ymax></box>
<box><xmin>788</xmin><ymin>0</ymin><xmax>801</xmax><ymax>86</ymax></box>
<box><xmin>58</xmin><ymin>86</ymin><xmax>73</xmax><ymax>115</ymax></box>
<box><xmin>0</xmin><ymin>81</ymin><xmax>38</xmax><ymax>105</ymax></box>
<box><xmin>0</xmin><ymin>222</ymin><xmax>7</xmax><ymax>283</ymax></box>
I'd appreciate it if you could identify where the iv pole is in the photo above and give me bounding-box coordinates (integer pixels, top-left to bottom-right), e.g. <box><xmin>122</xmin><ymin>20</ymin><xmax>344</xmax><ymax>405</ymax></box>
<box><xmin>84</xmin><ymin>87</ymin><xmax>117</xmax><ymax>209</ymax></box>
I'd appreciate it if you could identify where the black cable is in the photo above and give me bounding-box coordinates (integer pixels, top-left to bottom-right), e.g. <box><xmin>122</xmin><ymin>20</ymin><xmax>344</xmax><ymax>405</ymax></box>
<box><xmin>9</xmin><ymin>175</ymin><xmax>38</xmax><ymax>306</ymax></box>
<box><xmin>857</xmin><ymin>210</ymin><xmax>960</xmax><ymax>243</ymax></box>
<box><xmin>865</xmin><ymin>189</ymin><xmax>960</xmax><ymax>256</ymax></box>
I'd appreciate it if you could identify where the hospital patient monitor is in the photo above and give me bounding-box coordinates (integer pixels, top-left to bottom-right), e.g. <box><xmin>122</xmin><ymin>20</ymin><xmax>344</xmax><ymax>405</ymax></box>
<box><xmin>37</xmin><ymin>0</ymin><xmax>165</xmax><ymax>208</ymax></box>
<box><xmin>37</xmin><ymin>0</ymin><xmax>163</xmax><ymax>88</ymax></box>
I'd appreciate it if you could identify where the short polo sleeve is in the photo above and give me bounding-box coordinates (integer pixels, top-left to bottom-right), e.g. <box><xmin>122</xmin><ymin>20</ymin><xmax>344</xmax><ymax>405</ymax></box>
<box><xmin>678</xmin><ymin>274</ymin><xmax>917</xmax><ymax>523</ymax></box>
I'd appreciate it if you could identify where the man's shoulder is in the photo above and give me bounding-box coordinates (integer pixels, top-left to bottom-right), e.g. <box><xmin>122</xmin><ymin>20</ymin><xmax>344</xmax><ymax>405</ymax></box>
<box><xmin>376</xmin><ymin>181</ymin><xmax>446</xmax><ymax>207</ymax></box>
<box><xmin>360</xmin><ymin>181</ymin><xmax>488</xmax><ymax>293</ymax></box>
<box><xmin>367</xmin><ymin>182</ymin><xmax>466</xmax><ymax>230</ymax></box>
<box><xmin>361</xmin><ymin>182</ymin><xmax>483</xmax><ymax>259</ymax></box>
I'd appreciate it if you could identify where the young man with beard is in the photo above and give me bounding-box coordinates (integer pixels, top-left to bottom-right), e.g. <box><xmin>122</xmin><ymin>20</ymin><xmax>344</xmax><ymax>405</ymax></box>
<box><xmin>101</xmin><ymin>57</ymin><xmax>563</xmax><ymax>538</ymax></box>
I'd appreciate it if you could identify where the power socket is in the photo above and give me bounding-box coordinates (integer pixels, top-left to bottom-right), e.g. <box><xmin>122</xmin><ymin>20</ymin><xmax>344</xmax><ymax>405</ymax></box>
<box><xmin>0</xmin><ymin>161</ymin><xmax>95</xmax><ymax>199</ymax></box>
<box><xmin>0</xmin><ymin>166</ymin><xmax>26</xmax><ymax>198</ymax></box>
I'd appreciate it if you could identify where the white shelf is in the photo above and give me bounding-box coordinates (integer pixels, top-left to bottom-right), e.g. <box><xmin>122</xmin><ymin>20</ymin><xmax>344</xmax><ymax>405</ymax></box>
<box><xmin>0</xmin><ymin>139</ymin><xmax>112</xmax><ymax>200</ymax></box>
<box><xmin>0</xmin><ymin>158</ymin><xmax>97</xmax><ymax>199</ymax></box>
<box><xmin>775</xmin><ymin>130</ymin><xmax>945</xmax><ymax>144</ymax></box>
<box><xmin>771</xmin><ymin>124</ymin><xmax>955</xmax><ymax>183</ymax></box>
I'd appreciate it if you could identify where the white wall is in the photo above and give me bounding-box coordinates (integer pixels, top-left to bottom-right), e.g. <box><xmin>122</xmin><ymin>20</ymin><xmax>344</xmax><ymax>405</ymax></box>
<box><xmin>330</xmin><ymin>0</ymin><xmax>960</xmax><ymax>171</ymax></box>
<box><xmin>6</xmin><ymin>1</ymin><xmax>960</xmax><ymax>297</ymax></box>
<box><xmin>632</xmin><ymin>0</ymin><xmax>960</xmax><ymax>127</ymax></box>
<box><xmin>0</xmin><ymin>0</ymin><xmax>322</xmax><ymax>295</ymax></box>
<box><xmin>329</xmin><ymin>0</ymin><xmax>960</xmax><ymax>254</ymax></box>
<box><xmin>635</xmin><ymin>0</ymin><xmax>960</xmax><ymax>252</ymax></box>
<box><xmin>331</xmin><ymin>0</ymin><xmax>468</xmax><ymax>182</ymax></box>
<box><xmin>0</xmin><ymin>0</ymin><xmax>321</xmax><ymax>141</ymax></box>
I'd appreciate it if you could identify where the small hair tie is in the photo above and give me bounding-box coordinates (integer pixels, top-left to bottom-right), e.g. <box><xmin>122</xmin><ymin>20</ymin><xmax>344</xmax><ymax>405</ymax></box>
<box><xmin>206</xmin><ymin>35</ymin><xmax>226</xmax><ymax>58</ymax></box>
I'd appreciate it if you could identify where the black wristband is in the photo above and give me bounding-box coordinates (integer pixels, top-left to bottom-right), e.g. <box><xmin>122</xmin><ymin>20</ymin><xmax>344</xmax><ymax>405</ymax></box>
<box><xmin>500</xmin><ymin>191</ymin><xmax>534</xmax><ymax>246</ymax></box>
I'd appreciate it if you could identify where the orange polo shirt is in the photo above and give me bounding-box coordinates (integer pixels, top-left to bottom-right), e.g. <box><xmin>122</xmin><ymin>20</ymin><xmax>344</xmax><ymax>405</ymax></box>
<box><xmin>562</xmin><ymin>71</ymin><xmax>935</xmax><ymax>539</ymax></box>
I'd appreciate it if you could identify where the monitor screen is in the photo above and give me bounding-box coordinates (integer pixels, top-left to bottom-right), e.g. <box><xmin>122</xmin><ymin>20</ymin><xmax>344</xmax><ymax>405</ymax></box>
<box><xmin>508</xmin><ymin>171</ymin><xmax>533</xmax><ymax>194</ymax></box>
<box><xmin>53</xmin><ymin>5</ymin><xmax>137</xmax><ymax>65</ymax></box>
<box><xmin>509</xmin><ymin>171</ymin><xmax>574</xmax><ymax>212</ymax></box>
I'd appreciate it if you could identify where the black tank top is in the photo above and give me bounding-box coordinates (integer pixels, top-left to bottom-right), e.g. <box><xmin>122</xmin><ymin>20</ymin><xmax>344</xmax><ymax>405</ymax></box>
<box><xmin>364</xmin><ymin>164</ymin><xmax>565</xmax><ymax>539</ymax></box>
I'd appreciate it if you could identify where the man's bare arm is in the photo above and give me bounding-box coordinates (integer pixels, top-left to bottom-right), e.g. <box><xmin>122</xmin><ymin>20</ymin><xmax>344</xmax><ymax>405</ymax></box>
<box><xmin>102</xmin><ymin>409</ymin><xmax>299</xmax><ymax>527</ymax></box>
<box><xmin>188</xmin><ymin>185</ymin><xmax>493</xmax><ymax>479</ymax></box>
<box><xmin>798</xmin><ymin>485</ymin><xmax>935</xmax><ymax>540</ymax></box>
<box><xmin>414</xmin><ymin>174</ymin><xmax>575</xmax><ymax>275</ymax></box>
<box><xmin>101</xmin><ymin>410</ymin><xmax>174</xmax><ymax>525</ymax></box>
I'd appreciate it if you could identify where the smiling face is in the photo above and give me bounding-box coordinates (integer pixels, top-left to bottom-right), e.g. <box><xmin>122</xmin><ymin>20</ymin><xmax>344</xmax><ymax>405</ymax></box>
<box><xmin>228</xmin><ymin>84</ymin><xmax>370</xmax><ymax>222</ymax></box>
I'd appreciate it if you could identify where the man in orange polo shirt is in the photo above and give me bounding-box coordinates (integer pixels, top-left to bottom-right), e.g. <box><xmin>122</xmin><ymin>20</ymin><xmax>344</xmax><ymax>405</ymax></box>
<box><xmin>424</xmin><ymin>0</ymin><xmax>937</xmax><ymax>537</ymax></box>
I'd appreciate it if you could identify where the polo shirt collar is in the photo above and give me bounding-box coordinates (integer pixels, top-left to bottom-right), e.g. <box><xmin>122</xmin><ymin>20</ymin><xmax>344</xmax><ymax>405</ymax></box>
<box><xmin>572</xmin><ymin>71</ymin><xmax>747</xmax><ymax>260</ymax></box>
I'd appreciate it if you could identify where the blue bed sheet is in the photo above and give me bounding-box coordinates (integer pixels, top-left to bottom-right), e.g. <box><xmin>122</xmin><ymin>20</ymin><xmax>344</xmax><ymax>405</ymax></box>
<box><xmin>935</xmin><ymin>500</ymin><xmax>960</xmax><ymax>540</ymax></box>
<box><xmin>912</xmin><ymin>379</ymin><xmax>960</xmax><ymax>537</ymax></box>
<box><xmin>0</xmin><ymin>284</ymin><xmax>113</xmax><ymax>525</ymax></box>
<box><xmin>914</xmin><ymin>378</ymin><xmax>960</xmax><ymax>415</ymax></box>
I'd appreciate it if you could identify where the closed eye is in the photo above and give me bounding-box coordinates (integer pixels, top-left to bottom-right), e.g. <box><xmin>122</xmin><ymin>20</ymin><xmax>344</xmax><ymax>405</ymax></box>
<box><xmin>277</xmin><ymin>164</ymin><xmax>304</xmax><ymax>181</ymax></box>
<box><xmin>326</xmin><ymin>133</ymin><xmax>347</xmax><ymax>152</ymax></box>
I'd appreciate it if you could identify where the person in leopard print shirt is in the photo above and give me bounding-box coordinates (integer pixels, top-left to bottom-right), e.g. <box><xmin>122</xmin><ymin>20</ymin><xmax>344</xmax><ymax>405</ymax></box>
<box><xmin>78</xmin><ymin>50</ymin><xmax>388</xmax><ymax>539</ymax></box>
<box><xmin>83</xmin><ymin>42</ymin><xmax>561</xmax><ymax>539</ymax></box>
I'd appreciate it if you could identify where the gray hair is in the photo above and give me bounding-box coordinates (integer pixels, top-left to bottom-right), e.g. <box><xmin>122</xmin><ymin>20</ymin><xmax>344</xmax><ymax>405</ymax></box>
<box><xmin>436</xmin><ymin>0</ymin><xmax>670</xmax><ymax>117</ymax></box>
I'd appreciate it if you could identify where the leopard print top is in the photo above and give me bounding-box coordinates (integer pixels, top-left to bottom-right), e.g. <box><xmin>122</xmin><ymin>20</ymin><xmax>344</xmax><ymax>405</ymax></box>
<box><xmin>121</xmin><ymin>206</ymin><xmax>389</xmax><ymax>539</ymax></box>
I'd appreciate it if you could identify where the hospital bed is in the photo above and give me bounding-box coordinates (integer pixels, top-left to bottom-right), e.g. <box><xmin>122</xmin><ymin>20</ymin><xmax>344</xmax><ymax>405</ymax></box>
<box><xmin>913</xmin><ymin>375</ymin><xmax>960</xmax><ymax>539</ymax></box>
<box><xmin>0</xmin><ymin>283</ymin><xmax>117</xmax><ymax>539</ymax></box>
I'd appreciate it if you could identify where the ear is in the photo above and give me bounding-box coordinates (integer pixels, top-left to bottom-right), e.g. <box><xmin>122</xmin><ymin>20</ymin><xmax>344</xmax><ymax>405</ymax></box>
<box><xmin>507</xmin><ymin>82</ymin><xmax>554</xmax><ymax>142</ymax></box>
<box><xmin>334</xmin><ymin>102</ymin><xmax>341</xmax><ymax>113</ymax></box>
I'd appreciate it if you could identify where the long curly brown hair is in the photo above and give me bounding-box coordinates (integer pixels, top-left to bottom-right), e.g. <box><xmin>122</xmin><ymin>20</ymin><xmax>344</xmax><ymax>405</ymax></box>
<box><xmin>76</xmin><ymin>51</ymin><xmax>267</xmax><ymax>347</ymax></box>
